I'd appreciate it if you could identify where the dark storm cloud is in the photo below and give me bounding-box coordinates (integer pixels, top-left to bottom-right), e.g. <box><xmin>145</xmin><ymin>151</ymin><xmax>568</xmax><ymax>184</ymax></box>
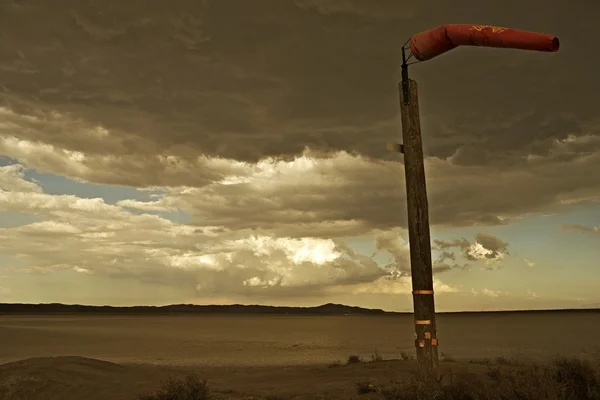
<box><xmin>113</xmin><ymin>144</ymin><xmax>597</xmax><ymax>235</ymax></box>
<box><xmin>447</xmin><ymin>113</ymin><xmax>584</xmax><ymax>166</ymax></box>
<box><xmin>432</xmin><ymin>250</ymin><xmax>469</xmax><ymax>274</ymax></box>
<box><xmin>434</xmin><ymin>233</ymin><xmax>509</xmax><ymax>262</ymax></box>
<box><xmin>472</xmin><ymin>233</ymin><xmax>509</xmax><ymax>259</ymax></box>
<box><xmin>0</xmin><ymin>0</ymin><xmax>599</xmax><ymax>235</ymax></box>
<box><xmin>293</xmin><ymin>0</ymin><xmax>415</xmax><ymax>19</ymax></box>
<box><xmin>1</xmin><ymin>0</ymin><xmax>598</xmax><ymax>164</ymax></box>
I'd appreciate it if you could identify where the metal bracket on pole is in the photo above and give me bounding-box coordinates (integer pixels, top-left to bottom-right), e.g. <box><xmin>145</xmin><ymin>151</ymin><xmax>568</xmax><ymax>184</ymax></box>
<box><xmin>401</xmin><ymin>46</ymin><xmax>410</xmax><ymax>105</ymax></box>
<box><xmin>386</xmin><ymin>143</ymin><xmax>404</xmax><ymax>153</ymax></box>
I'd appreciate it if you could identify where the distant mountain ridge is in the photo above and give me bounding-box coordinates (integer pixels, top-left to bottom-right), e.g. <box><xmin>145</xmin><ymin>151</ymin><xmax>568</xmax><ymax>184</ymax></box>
<box><xmin>0</xmin><ymin>303</ymin><xmax>598</xmax><ymax>315</ymax></box>
<box><xmin>0</xmin><ymin>302</ymin><xmax>400</xmax><ymax>315</ymax></box>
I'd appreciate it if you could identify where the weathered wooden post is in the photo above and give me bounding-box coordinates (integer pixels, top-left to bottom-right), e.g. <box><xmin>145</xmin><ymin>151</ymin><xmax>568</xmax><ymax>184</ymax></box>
<box><xmin>397</xmin><ymin>48</ymin><xmax>439</xmax><ymax>374</ymax></box>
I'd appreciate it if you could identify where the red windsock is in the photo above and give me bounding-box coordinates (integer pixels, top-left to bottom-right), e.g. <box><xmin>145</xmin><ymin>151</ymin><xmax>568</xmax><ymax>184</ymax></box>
<box><xmin>410</xmin><ymin>24</ymin><xmax>559</xmax><ymax>61</ymax></box>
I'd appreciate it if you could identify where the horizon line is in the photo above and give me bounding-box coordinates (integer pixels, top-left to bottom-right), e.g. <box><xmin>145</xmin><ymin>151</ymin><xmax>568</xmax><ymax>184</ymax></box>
<box><xmin>1</xmin><ymin>302</ymin><xmax>598</xmax><ymax>314</ymax></box>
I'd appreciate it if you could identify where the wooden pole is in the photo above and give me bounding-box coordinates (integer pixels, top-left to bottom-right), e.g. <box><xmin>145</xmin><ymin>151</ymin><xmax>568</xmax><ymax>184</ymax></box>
<box><xmin>398</xmin><ymin>78</ymin><xmax>439</xmax><ymax>374</ymax></box>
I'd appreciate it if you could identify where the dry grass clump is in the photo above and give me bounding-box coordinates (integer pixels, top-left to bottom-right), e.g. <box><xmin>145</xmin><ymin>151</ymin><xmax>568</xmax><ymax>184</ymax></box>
<box><xmin>355</xmin><ymin>380</ymin><xmax>378</xmax><ymax>394</ymax></box>
<box><xmin>371</xmin><ymin>351</ymin><xmax>384</xmax><ymax>362</ymax></box>
<box><xmin>379</xmin><ymin>356</ymin><xmax>600</xmax><ymax>400</ymax></box>
<box><xmin>347</xmin><ymin>354</ymin><xmax>362</xmax><ymax>364</ymax></box>
<box><xmin>136</xmin><ymin>374</ymin><xmax>209</xmax><ymax>400</ymax></box>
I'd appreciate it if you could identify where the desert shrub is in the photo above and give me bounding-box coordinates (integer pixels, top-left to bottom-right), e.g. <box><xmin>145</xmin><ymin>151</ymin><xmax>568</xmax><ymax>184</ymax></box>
<box><xmin>380</xmin><ymin>372</ymin><xmax>486</xmax><ymax>400</ymax></box>
<box><xmin>371</xmin><ymin>350</ymin><xmax>383</xmax><ymax>362</ymax></box>
<box><xmin>328</xmin><ymin>360</ymin><xmax>342</xmax><ymax>368</ymax></box>
<box><xmin>498</xmin><ymin>364</ymin><xmax>562</xmax><ymax>400</ymax></box>
<box><xmin>552</xmin><ymin>356</ymin><xmax>600</xmax><ymax>400</ymax></box>
<box><xmin>380</xmin><ymin>356</ymin><xmax>600</xmax><ymax>400</ymax></box>
<box><xmin>486</xmin><ymin>365</ymin><xmax>501</xmax><ymax>380</ymax></box>
<box><xmin>137</xmin><ymin>374</ymin><xmax>209</xmax><ymax>400</ymax></box>
<box><xmin>440</xmin><ymin>352</ymin><xmax>455</xmax><ymax>362</ymax></box>
<box><xmin>495</xmin><ymin>356</ymin><xmax>509</xmax><ymax>365</ymax></box>
<box><xmin>355</xmin><ymin>380</ymin><xmax>377</xmax><ymax>394</ymax></box>
<box><xmin>400</xmin><ymin>352</ymin><xmax>413</xmax><ymax>361</ymax></box>
<box><xmin>347</xmin><ymin>355</ymin><xmax>361</xmax><ymax>364</ymax></box>
<box><xmin>469</xmin><ymin>358</ymin><xmax>490</xmax><ymax>365</ymax></box>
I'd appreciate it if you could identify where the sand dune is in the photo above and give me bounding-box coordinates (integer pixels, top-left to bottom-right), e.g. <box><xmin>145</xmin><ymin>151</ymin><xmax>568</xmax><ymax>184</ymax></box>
<box><xmin>0</xmin><ymin>357</ymin><xmax>183</xmax><ymax>400</ymax></box>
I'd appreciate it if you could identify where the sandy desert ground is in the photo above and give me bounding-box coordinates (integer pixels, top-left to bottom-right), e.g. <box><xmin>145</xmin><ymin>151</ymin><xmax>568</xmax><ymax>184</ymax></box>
<box><xmin>0</xmin><ymin>355</ymin><xmax>502</xmax><ymax>400</ymax></box>
<box><xmin>2</xmin><ymin>313</ymin><xmax>599</xmax><ymax>399</ymax></box>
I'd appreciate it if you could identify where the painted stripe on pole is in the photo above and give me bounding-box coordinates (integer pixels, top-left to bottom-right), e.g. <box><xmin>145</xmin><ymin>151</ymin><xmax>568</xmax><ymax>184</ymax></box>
<box><xmin>414</xmin><ymin>319</ymin><xmax>431</xmax><ymax>325</ymax></box>
<box><xmin>412</xmin><ymin>290</ymin><xmax>434</xmax><ymax>295</ymax></box>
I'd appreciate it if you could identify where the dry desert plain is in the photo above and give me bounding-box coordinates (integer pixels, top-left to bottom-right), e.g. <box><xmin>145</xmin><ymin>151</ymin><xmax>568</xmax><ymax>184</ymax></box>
<box><xmin>1</xmin><ymin>311</ymin><xmax>599</xmax><ymax>399</ymax></box>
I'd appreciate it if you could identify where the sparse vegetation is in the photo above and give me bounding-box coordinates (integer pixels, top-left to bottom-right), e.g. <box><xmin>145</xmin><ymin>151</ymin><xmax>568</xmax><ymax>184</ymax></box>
<box><xmin>440</xmin><ymin>352</ymin><xmax>455</xmax><ymax>362</ymax></box>
<box><xmin>400</xmin><ymin>351</ymin><xmax>413</xmax><ymax>361</ymax></box>
<box><xmin>136</xmin><ymin>374</ymin><xmax>209</xmax><ymax>400</ymax></box>
<box><xmin>347</xmin><ymin>354</ymin><xmax>361</xmax><ymax>364</ymax></box>
<box><xmin>355</xmin><ymin>380</ymin><xmax>377</xmax><ymax>395</ymax></box>
<box><xmin>486</xmin><ymin>365</ymin><xmax>502</xmax><ymax>380</ymax></box>
<box><xmin>380</xmin><ymin>356</ymin><xmax>600</xmax><ymax>400</ymax></box>
<box><xmin>328</xmin><ymin>360</ymin><xmax>342</xmax><ymax>368</ymax></box>
<box><xmin>132</xmin><ymin>355</ymin><xmax>600</xmax><ymax>400</ymax></box>
<box><xmin>371</xmin><ymin>350</ymin><xmax>383</xmax><ymax>362</ymax></box>
<box><xmin>495</xmin><ymin>356</ymin><xmax>510</xmax><ymax>365</ymax></box>
<box><xmin>469</xmin><ymin>358</ymin><xmax>491</xmax><ymax>365</ymax></box>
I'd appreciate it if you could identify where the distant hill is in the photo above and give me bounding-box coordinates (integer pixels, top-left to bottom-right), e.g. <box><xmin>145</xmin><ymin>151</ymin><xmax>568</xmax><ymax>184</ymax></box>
<box><xmin>0</xmin><ymin>303</ymin><xmax>597</xmax><ymax>315</ymax></box>
<box><xmin>0</xmin><ymin>302</ymin><xmax>402</xmax><ymax>315</ymax></box>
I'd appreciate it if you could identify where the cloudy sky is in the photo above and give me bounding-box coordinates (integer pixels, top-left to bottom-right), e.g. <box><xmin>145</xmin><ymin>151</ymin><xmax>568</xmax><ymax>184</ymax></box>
<box><xmin>0</xmin><ymin>0</ymin><xmax>598</xmax><ymax>311</ymax></box>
